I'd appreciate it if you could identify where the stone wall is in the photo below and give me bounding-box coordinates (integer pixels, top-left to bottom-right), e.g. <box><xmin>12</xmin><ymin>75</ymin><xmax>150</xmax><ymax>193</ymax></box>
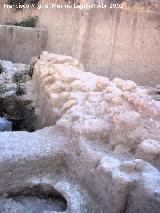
<box><xmin>0</xmin><ymin>25</ymin><xmax>47</xmax><ymax>64</ymax></box>
<box><xmin>0</xmin><ymin>0</ymin><xmax>160</xmax><ymax>86</ymax></box>
<box><xmin>79</xmin><ymin>9</ymin><xmax>160</xmax><ymax>86</ymax></box>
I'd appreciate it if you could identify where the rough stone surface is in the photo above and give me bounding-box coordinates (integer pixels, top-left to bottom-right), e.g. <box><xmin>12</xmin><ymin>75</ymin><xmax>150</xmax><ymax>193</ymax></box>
<box><xmin>0</xmin><ymin>25</ymin><xmax>47</xmax><ymax>64</ymax></box>
<box><xmin>0</xmin><ymin>52</ymin><xmax>160</xmax><ymax>212</ymax></box>
<box><xmin>0</xmin><ymin>0</ymin><xmax>160</xmax><ymax>86</ymax></box>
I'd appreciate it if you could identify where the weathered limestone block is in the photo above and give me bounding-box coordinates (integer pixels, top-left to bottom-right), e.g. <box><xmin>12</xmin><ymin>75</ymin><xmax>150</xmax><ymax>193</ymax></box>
<box><xmin>96</xmin><ymin>77</ymin><xmax>109</xmax><ymax>91</ymax></box>
<box><xmin>112</xmin><ymin>111</ymin><xmax>141</xmax><ymax>129</ymax></box>
<box><xmin>73</xmin><ymin>118</ymin><xmax>110</xmax><ymax>140</ymax></box>
<box><xmin>62</xmin><ymin>100</ymin><xmax>78</xmax><ymax>113</ymax></box>
<box><xmin>136</xmin><ymin>139</ymin><xmax>160</xmax><ymax>166</ymax></box>
<box><xmin>113</xmin><ymin>78</ymin><xmax>137</xmax><ymax>91</ymax></box>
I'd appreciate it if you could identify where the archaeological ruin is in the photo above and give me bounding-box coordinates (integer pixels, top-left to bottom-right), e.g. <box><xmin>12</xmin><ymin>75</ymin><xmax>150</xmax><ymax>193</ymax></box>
<box><xmin>0</xmin><ymin>0</ymin><xmax>160</xmax><ymax>212</ymax></box>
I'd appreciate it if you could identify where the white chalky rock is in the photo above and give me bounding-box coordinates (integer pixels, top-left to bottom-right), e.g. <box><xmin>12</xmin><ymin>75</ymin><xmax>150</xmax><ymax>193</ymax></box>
<box><xmin>112</xmin><ymin>111</ymin><xmax>141</xmax><ymax>129</ymax></box>
<box><xmin>136</xmin><ymin>139</ymin><xmax>160</xmax><ymax>162</ymax></box>
<box><xmin>113</xmin><ymin>78</ymin><xmax>137</xmax><ymax>91</ymax></box>
<box><xmin>96</xmin><ymin>78</ymin><xmax>109</xmax><ymax>91</ymax></box>
<box><xmin>62</xmin><ymin>100</ymin><xmax>78</xmax><ymax>113</ymax></box>
<box><xmin>73</xmin><ymin>118</ymin><xmax>110</xmax><ymax>140</ymax></box>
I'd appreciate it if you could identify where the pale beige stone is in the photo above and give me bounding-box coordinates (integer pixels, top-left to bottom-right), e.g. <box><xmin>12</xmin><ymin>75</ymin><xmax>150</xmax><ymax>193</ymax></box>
<box><xmin>137</xmin><ymin>139</ymin><xmax>160</xmax><ymax>160</ymax></box>
<box><xmin>96</xmin><ymin>78</ymin><xmax>109</xmax><ymax>91</ymax></box>
<box><xmin>62</xmin><ymin>100</ymin><xmax>78</xmax><ymax>113</ymax></box>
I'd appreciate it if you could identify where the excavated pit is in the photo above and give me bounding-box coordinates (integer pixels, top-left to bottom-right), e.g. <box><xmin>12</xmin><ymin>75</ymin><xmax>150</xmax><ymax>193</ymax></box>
<box><xmin>0</xmin><ymin>96</ymin><xmax>36</xmax><ymax>132</ymax></box>
<box><xmin>0</xmin><ymin>59</ymin><xmax>36</xmax><ymax>132</ymax></box>
<box><xmin>0</xmin><ymin>184</ymin><xmax>67</xmax><ymax>213</ymax></box>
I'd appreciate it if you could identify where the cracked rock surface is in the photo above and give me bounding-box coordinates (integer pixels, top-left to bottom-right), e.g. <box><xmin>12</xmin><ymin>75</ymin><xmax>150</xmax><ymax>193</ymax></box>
<box><xmin>0</xmin><ymin>52</ymin><xmax>160</xmax><ymax>212</ymax></box>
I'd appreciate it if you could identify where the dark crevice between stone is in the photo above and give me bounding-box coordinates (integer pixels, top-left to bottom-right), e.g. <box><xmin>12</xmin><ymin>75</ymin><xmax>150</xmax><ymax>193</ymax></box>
<box><xmin>0</xmin><ymin>96</ymin><xmax>36</xmax><ymax>132</ymax></box>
